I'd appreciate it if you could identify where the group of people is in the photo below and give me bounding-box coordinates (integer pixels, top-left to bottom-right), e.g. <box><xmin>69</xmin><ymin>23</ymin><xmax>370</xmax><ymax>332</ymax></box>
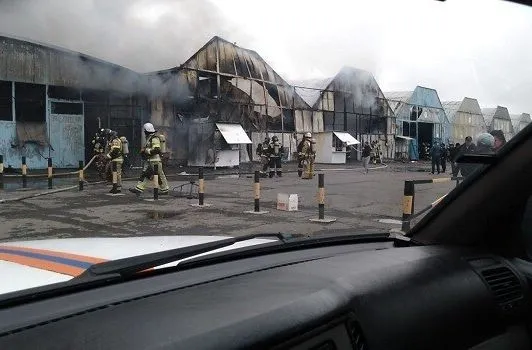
<box><xmin>255</xmin><ymin>132</ymin><xmax>317</xmax><ymax>179</ymax></box>
<box><xmin>429</xmin><ymin>130</ymin><xmax>506</xmax><ymax>177</ymax></box>
<box><xmin>91</xmin><ymin>123</ymin><xmax>169</xmax><ymax>195</ymax></box>
<box><xmin>256</xmin><ymin>135</ymin><xmax>285</xmax><ymax>178</ymax></box>
<box><xmin>91</xmin><ymin>128</ymin><xmax>129</xmax><ymax>192</ymax></box>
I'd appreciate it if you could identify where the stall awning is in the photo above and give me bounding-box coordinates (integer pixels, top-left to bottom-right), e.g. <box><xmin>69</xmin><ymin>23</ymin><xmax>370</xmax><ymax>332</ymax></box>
<box><xmin>333</xmin><ymin>132</ymin><xmax>360</xmax><ymax>145</ymax></box>
<box><xmin>395</xmin><ymin>135</ymin><xmax>414</xmax><ymax>141</ymax></box>
<box><xmin>216</xmin><ymin>123</ymin><xmax>252</xmax><ymax>144</ymax></box>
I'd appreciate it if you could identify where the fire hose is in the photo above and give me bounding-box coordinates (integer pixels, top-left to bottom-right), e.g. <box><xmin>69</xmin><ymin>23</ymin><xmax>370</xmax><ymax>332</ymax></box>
<box><xmin>3</xmin><ymin>155</ymin><xmax>98</xmax><ymax>178</ymax></box>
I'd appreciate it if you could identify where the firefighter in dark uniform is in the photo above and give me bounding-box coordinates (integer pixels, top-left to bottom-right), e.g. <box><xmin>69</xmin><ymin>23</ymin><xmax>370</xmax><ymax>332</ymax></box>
<box><xmin>297</xmin><ymin>132</ymin><xmax>312</xmax><ymax>178</ymax></box>
<box><xmin>268</xmin><ymin>135</ymin><xmax>283</xmax><ymax>178</ymax></box>
<box><xmin>256</xmin><ymin>136</ymin><xmax>270</xmax><ymax>177</ymax></box>
<box><xmin>300</xmin><ymin>133</ymin><xmax>316</xmax><ymax>180</ymax></box>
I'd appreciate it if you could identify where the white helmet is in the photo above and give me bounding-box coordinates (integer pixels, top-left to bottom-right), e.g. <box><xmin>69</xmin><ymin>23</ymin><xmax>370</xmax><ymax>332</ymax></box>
<box><xmin>304</xmin><ymin>132</ymin><xmax>312</xmax><ymax>138</ymax></box>
<box><xmin>143</xmin><ymin>122</ymin><xmax>156</xmax><ymax>133</ymax></box>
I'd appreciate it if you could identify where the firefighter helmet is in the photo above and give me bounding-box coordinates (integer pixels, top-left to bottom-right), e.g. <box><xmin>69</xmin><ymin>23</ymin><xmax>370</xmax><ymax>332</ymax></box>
<box><xmin>143</xmin><ymin>122</ymin><xmax>156</xmax><ymax>133</ymax></box>
<box><xmin>304</xmin><ymin>132</ymin><xmax>312</xmax><ymax>138</ymax></box>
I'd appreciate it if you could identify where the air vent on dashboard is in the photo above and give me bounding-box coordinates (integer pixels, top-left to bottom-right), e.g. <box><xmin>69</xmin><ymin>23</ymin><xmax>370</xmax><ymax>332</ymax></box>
<box><xmin>345</xmin><ymin>318</ymin><xmax>367</xmax><ymax>350</ymax></box>
<box><xmin>481</xmin><ymin>266</ymin><xmax>523</xmax><ymax>306</ymax></box>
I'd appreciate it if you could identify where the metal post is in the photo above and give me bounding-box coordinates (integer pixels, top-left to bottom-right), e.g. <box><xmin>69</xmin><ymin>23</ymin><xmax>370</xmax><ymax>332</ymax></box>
<box><xmin>47</xmin><ymin>158</ymin><xmax>53</xmax><ymax>189</ymax></box>
<box><xmin>198</xmin><ymin>167</ymin><xmax>204</xmax><ymax>206</ymax></box>
<box><xmin>153</xmin><ymin>163</ymin><xmax>159</xmax><ymax>200</ymax></box>
<box><xmin>318</xmin><ymin>174</ymin><xmax>325</xmax><ymax>220</ymax></box>
<box><xmin>401</xmin><ymin>181</ymin><xmax>415</xmax><ymax>232</ymax></box>
<box><xmin>78</xmin><ymin>161</ymin><xmax>84</xmax><ymax>191</ymax></box>
<box><xmin>310</xmin><ymin>173</ymin><xmax>336</xmax><ymax>223</ymax></box>
<box><xmin>254</xmin><ymin>170</ymin><xmax>260</xmax><ymax>212</ymax></box>
<box><xmin>21</xmin><ymin>156</ymin><xmax>27</xmax><ymax>188</ymax></box>
<box><xmin>112</xmin><ymin>162</ymin><xmax>118</xmax><ymax>193</ymax></box>
<box><xmin>0</xmin><ymin>155</ymin><xmax>3</xmax><ymax>190</ymax></box>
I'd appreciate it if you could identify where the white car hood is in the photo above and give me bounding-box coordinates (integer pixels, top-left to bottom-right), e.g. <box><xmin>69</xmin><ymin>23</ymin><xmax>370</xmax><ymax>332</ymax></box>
<box><xmin>0</xmin><ymin>236</ymin><xmax>274</xmax><ymax>295</ymax></box>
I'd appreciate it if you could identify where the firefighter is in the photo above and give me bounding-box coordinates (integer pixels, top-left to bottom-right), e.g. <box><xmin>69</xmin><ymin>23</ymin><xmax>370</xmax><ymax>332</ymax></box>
<box><xmin>129</xmin><ymin>123</ymin><xmax>169</xmax><ymax>195</ymax></box>
<box><xmin>92</xmin><ymin>128</ymin><xmax>111</xmax><ymax>180</ymax></box>
<box><xmin>268</xmin><ymin>135</ymin><xmax>283</xmax><ymax>177</ymax></box>
<box><xmin>296</xmin><ymin>133</ymin><xmax>310</xmax><ymax>178</ymax></box>
<box><xmin>300</xmin><ymin>133</ymin><xmax>316</xmax><ymax>180</ymax></box>
<box><xmin>256</xmin><ymin>136</ymin><xmax>270</xmax><ymax>177</ymax></box>
<box><xmin>106</xmin><ymin>130</ymin><xmax>124</xmax><ymax>193</ymax></box>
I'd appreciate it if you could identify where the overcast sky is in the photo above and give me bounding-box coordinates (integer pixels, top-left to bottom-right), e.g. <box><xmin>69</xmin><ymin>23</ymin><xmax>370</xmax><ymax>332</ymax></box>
<box><xmin>0</xmin><ymin>0</ymin><xmax>531</xmax><ymax>113</ymax></box>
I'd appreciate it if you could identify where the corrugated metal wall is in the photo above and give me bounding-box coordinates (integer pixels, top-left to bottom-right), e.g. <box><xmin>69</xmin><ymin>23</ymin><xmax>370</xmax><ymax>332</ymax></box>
<box><xmin>0</xmin><ymin>36</ymin><xmax>149</xmax><ymax>169</ymax></box>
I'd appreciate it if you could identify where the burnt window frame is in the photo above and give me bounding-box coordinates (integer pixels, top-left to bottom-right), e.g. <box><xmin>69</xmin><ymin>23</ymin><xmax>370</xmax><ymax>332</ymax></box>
<box><xmin>15</xmin><ymin>82</ymin><xmax>46</xmax><ymax>123</ymax></box>
<box><xmin>51</xmin><ymin>101</ymin><xmax>84</xmax><ymax>115</ymax></box>
<box><xmin>0</xmin><ymin>80</ymin><xmax>13</xmax><ymax>121</ymax></box>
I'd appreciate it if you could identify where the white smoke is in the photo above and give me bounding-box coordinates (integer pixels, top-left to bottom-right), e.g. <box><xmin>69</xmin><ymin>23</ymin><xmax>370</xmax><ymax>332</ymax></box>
<box><xmin>0</xmin><ymin>0</ymin><xmax>250</xmax><ymax>72</ymax></box>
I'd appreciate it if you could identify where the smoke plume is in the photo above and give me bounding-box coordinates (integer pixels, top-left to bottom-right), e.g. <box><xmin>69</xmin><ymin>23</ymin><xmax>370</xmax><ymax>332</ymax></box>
<box><xmin>0</xmin><ymin>0</ymin><xmax>248</xmax><ymax>73</ymax></box>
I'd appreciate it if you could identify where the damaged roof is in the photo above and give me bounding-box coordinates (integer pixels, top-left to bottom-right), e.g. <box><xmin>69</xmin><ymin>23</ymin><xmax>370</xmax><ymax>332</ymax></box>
<box><xmin>482</xmin><ymin>106</ymin><xmax>511</xmax><ymax>127</ymax></box>
<box><xmin>290</xmin><ymin>77</ymin><xmax>334</xmax><ymax>107</ymax></box>
<box><xmin>290</xmin><ymin>67</ymin><xmax>392</xmax><ymax>115</ymax></box>
<box><xmin>149</xmin><ymin>36</ymin><xmax>309</xmax><ymax>110</ymax></box>
<box><xmin>385</xmin><ymin>86</ymin><xmax>447</xmax><ymax>124</ymax></box>
<box><xmin>0</xmin><ymin>33</ymin><xmax>143</xmax><ymax>93</ymax></box>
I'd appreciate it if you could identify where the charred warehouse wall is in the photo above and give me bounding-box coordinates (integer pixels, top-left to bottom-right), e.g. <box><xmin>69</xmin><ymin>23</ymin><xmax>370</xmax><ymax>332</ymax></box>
<box><xmin>297</xmin><ymin>67</ymin><xmax>396</xmax><ymax>160</ymax></box>
<box><xmin>148</xmin><ymin>36</ymin><xmax>308</xmax><ymax>166</ymax></box>
<box><xmin>0</xmin><ymin>35</ymin><xmax>149</xmax><ymax>168</ymax></box>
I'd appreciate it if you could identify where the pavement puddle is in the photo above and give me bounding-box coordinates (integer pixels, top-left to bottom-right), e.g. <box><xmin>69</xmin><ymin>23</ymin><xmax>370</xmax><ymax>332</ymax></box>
<box><xmin>147</xmin><ymin>210</ymin><xmax>182</xmax><ymax>220</ymax></box>
<box><xmin>376</xmin><ymin>218</ymin><xmax>402</xmax><ymax>225</ymax></box>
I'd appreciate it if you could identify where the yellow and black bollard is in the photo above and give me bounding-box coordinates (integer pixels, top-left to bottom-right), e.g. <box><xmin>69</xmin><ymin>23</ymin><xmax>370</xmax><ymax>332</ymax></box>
<box><xmin>198</xmin><ymin>167</ymin><xmax>204</xmax><ymax>205</ymax></box>
<box><xmin>153</xmin><ymin>164</ymin><xmax>159</xmax><ymax>201</ymax></box>
<box><xmin>401</xmin><ymin>181</ymin><xmax>415</xmax><ymax>232</ymax></box>
<box><xmin>190</xmin><ymin>167</ymin><xmax>212</xmax><ymax>207</ymax></box>
<box><xmin>78</xmin><ymin>161</ymin><xmax>84</xmax><ymax>191</ymax></box>
<box><xmin>244</xmin><ymin>170</ymin><xmax>268</xmax><ymax>214</ymax></box>
<box><xmin>0</xmin><ymin>154</ymin><xmax>3</xmax><ymax>190</ymax></box>
<box><xmin>21</xmin><ymin>156</ymin><xmax>27</xmax><ymax>188</ymax></box>
<box><xmin>47</xmin><ymin>158</ymin><xmax>53</xmax><ymax>189</ymax></box>
<box><xmin>318</xmin><ymin>173</ymin><xmax>325</xmax><ymax>220</ymax></box>
<box><xmin>111</xmin><ymin>162</ymin><xmax>118</xmax><ymax>193</ymax></box>
<box><xmin>254</xmin><ymin>170</ymin><xmax>260</xmax><ymax>212</ymax></box>
<box><xmin>310</xmin><ymin>173</ymin><xmax>336</xmax><ymax>223</ymax></box>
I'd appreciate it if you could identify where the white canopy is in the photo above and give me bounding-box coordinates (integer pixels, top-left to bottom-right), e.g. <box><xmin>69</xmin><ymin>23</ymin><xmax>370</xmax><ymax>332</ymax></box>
<box><xmin>215</xmin><ymin>123</ymin><xmax>252</xmax><ymax>144</ymax></box>
<box><xmin>395</xmin><ymin>135</ymin><xmax>414</xmax><ymax>141</ymax></box>
<box><xmin>333</xmin><ymin>131</ymin><xmax>360</xmax><ymax>145</ymax></box>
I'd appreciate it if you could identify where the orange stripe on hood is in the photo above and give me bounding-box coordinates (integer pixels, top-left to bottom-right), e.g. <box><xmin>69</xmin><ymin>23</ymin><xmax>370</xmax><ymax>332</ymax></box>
<box><xmin>0</xmin><ymin>245</ymin><xmax>107</xmax><ymax>264</ymax></box>
<box><xmin>0</xmin><ymin>253</ymin><xmax>85</xmax><ymax>277</ymax></box>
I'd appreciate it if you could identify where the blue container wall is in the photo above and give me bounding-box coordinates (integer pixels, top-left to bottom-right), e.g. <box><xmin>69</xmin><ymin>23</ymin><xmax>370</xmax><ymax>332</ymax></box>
<box><xmin>0</xmin><ymin>120</ymin><xmax>49</xmax><ymax>169</ymax></box>
<box><xmin>410</xmin><ymin>87</ymin><xmax>450</xmax><ymax>143</ymax></box>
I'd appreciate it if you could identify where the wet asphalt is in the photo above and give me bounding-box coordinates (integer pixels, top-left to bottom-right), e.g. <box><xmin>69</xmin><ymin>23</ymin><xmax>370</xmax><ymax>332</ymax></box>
<box><xmin>0</xmin><ymin>161</ymin><xmax>457</xmax><ymax>242</ymax></box>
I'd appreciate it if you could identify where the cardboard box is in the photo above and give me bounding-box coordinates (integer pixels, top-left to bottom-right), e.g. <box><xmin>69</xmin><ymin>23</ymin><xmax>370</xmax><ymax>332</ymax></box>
<box><xmin>277</xmin><ymin>193</ymin><xmax>298</xmax><ymax>211</ymax></box>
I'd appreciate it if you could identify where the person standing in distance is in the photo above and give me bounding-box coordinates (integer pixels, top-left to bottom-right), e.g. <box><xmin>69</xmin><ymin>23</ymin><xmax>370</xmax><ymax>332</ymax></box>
<box><xmin>362</xmin><ymin>141</ymin><xmax>372</xmax><ymax>174</ymax></box>
<box><xmin>129</xmin><ymin>123</ymin><xmax>169</xmax><ymax>195</ymax></box>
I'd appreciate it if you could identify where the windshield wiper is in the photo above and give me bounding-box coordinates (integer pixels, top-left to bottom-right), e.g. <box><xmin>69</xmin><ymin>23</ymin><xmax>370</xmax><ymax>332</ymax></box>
<box><xmin>75</xmin><ymin>233</ymin><xmax>293</xmax><ymax>280</ymax></box>
<box><xmin>0</xmin><ymin>232</ymin><xmax>413</xmax><ymax>308</ymax></box>
<box><xmin>76</xmin><ymin>232</ymin><xmax>413</xmax><ymax>281</ymax></box>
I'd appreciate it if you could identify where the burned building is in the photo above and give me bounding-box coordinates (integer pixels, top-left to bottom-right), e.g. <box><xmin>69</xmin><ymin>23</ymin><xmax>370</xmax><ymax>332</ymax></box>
<box><xmin>292</xmin><ymin>67</ymin><xmax>396</xmax><ymax>160</ymax></box>
<box><xmin>385</xmin><ymin>87</ymin><xmax>449</xmax><ymax>160</ymax></box>
<box><xmin>0</xmin><ymin>34</ymin><xmax>149</xmax><ymax>169</ymax></box>
<box><xmin>147</xmin><ymin>36</ymin><xmax>310</xmax><ymax>167</ymax></box>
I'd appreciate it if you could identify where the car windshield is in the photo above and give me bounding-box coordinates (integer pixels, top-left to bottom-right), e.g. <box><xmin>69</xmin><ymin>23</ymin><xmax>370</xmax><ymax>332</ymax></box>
<box><xmin>0</xmin><ymin>0</ymin><xmax>530</xmax><ymax>296</ymax></box>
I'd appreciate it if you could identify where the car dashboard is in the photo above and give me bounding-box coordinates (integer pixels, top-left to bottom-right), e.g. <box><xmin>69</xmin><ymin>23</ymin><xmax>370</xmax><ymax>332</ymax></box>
<box><xmin>0</xmin><ymin>242</ymin><xmax>531</xmax><ymax>350</ymax></box>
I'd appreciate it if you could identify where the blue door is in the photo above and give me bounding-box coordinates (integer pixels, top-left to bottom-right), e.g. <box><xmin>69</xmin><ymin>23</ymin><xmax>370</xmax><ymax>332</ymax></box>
<box><xmin>48</xmin><ymin>101</ymin><xmax>84</xmax><ymax>168</ymax></box>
